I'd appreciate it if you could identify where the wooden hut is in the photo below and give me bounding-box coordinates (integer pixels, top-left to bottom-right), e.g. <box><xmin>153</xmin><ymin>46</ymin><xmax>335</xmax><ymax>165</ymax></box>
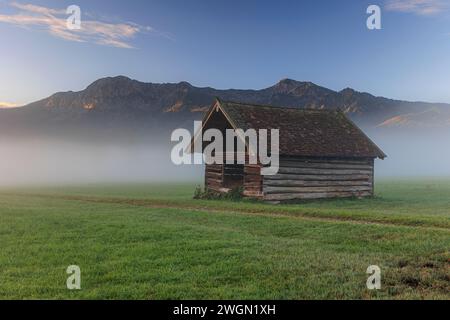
<box><xmin>196</xmin><ymin>99</ymin><xmax>386</xmax><ymax>202</ymax></box>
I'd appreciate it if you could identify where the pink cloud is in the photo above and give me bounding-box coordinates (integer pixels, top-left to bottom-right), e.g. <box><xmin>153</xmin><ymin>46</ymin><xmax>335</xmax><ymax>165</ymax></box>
<box><xmin>0</xmin><ymin>2</ymin><xmax>162</xmax><ymax>48</ymax></box>
<box><xmin>385</xmin><ymin>0</ymin><xmax>448</xmax><ymax>15</ymax></box>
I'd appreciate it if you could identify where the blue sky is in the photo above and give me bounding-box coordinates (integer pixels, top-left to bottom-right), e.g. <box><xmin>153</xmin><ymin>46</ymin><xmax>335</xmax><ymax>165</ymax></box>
<box><xmin>1</xmin><ymin>0</ymin><xmax>450</xmax><ymax>106</ymax></box>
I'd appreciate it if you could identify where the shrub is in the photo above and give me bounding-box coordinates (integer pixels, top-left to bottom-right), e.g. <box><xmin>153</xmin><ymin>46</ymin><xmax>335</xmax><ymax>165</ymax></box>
<box><xmin>224</xmin><ymin>187</ymin><xmax>244</xmax><ymax>201</ymax></box>
<box><xmin>193</xmin><ymin>186</ymin><xmax>244</xmax><ymax>201</ymax></box>
<box><xmin>193</xmin><ymin>185</ymin><xmax>203</xmax><ymax>199</ymax></box>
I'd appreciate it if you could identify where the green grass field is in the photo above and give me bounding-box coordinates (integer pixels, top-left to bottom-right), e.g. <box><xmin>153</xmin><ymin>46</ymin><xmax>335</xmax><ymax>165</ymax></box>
<box><xmin>0</xmin><ymin>179</ymin><xmax>449</xmax><ymax>299</ymax></box>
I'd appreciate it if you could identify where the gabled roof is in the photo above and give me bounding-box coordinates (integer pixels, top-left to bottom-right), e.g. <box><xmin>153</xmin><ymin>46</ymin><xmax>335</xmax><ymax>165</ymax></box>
<box><xmin>200</xmin><ymin>99</ymin><xmax>386</xmax><ymax>159</ymax></box>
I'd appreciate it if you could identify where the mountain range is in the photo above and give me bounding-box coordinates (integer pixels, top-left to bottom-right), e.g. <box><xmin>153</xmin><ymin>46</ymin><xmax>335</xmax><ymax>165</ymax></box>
<box><xmin>1</xmin><ymin>76</ymin><xmax>449</xmax><ymax>140</ymax></box>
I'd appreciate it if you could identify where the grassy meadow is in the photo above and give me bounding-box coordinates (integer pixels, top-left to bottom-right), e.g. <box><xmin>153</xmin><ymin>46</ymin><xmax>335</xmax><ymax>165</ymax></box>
<box><xmin>0</xmin><ymin>178</ymin><xmax>449</xmax><ymax>299</ymax></box>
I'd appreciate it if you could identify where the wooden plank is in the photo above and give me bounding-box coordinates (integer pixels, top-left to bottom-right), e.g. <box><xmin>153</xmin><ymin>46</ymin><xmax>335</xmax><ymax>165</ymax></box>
<box><xmin>263</xmin><ymin>180</ymin><xmax>372</xmax><ymax>187</ymax></box>
<box><xmin>281</xmin><ymin>157</ymin><xmax>372</xmax><ymax>165</ymax></box>
<box><xmin>264</xmin><ymin>174</ymin><xmax>370</xmax><ymax>181</ymax></box>
<box><xmin>245</xmin><ymin>173</ymin><xmax>262</xmax><ymax>179</ymax></box>
<box><xmin>206</xmin><ymin>168</ymin><xmax>222</xmax><ymax>173</ymax></box>
<box><xmin>207</xmin><ymin>177</ymin><xmax>222</xmax><ymax>183</ymax></box>
<box><xmin>244</xmin><ymin>168</ymin><xmax>261</xmax><ymax>175</ymax></box>
<box><xmin>243</xmin><ymin>191</ymin><xmax>263</xmax><ymax>198</ymax></box>
<box><xmin>245</xmin><ymin>164</ymin><xmax>261</xmax><ymax>169</ymax></box>
<box><xmin>206</xmin><ymin>164</ymin><xmax>223</xmax><ymax>170</ymax></box>
<box><xmin>245</xmin><ymin>181</ymin><xmax>262</xmax><ymax>185</ymax></box>
<box><xmin>264</xmin><ymin>191</ymin><xmax>372</xmax><ymax>201</ymax></box>
<box><xmin>264</xmin><ymin>186</ymin><xmax>372</xmax><ymax>194</ymax></box>
<box><xmin>207</xmin><ymin>181</ymin><xmax>223</xmax><ymax>186</ymax></box>
<box><xmin>207</xmin><ymin>183</ymin><xmax>223</xmax><ymax>189</ymax></box>
<box><xmin>245</xmin><ymin>173</ymin><xmax>261</xmax><ymax>179</ymax></box>
<box><xmin>245</xmin><ymin>185</ymin><xmax>262</xmax><ymax>190</ymax></box>
<box><xmin>206</xmin><ymin>172</ymin><xmax>222</xmax><ymax>178</ymax></box>
<box><xmin>206</xmin><ymin>180</ymin><xmax>222</xmax><ymax>186</ymax></box>
<box><xmin>207</xmin><ymin>185</ymin><xmax>222</xmax><ymax>192</ymax></box>
<box><xmin>206</xmin><ymin>165</ymin><xmax>223</xmax><ymax>171</ymax></box>
<box><xmin>246</xmin><ymin>189</ymin><xmax>262</xmax><ymax>194</ymax></box>
<box><xmin>277</xmin><ymin>167</ymin><xmax>372</xmax><ymax>175</ymax></box>
<box><xmin>245</xmin><ymin>181</ymin><xmax>262</xmax><ymax>186</ymax></box>
<box><xmin>279</xmin><ymin>161</ymin><xmax>373</xmax><ymax>170</ymax></box>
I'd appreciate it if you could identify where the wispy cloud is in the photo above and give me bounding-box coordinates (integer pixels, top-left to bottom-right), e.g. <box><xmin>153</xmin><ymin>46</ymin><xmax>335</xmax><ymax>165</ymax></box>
<box><xmin>385</xmin><ymin>0</ymin><xmax>448</xmax><ymax>15</ymax></box>
<box><xmin>0</xmin><ymin>101</ymin><xmax>19</xmax><ymax>109</ymax></box>
<box><xmin>0</xmin><ymin>2</ymin><xmax>164</xmax><ymax>48</ymax></box>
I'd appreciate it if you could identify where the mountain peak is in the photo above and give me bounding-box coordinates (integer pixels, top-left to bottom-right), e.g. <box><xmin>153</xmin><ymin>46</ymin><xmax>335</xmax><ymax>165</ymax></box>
<box><xmin>83</xmin><ymin>76</ymin><xmax>144</xmax><ymax>100</ymax></box>
<box><xmin>276</xmin><ymin>78</ymin><xmax>315</xmax><ymax>87</ymax></box>
<box><xmin>274</xmin><ymin>78</ymin><xmax>326</xmax><ymax>90</ymax></box>
<box><xmin>340</xmin><ymin>87</ymin><xmax>356</xmax><ymax>96</ymax></box>
<box><xmin>87</xmin><ymin>75</ymin><xmax>134</xmax><ymax>88</ymax></box>
<box><xmin>278</xmin><ymin>78</ymin><xmax>298</xmax><ymax>85</ymax></box>
<box><xmin>270</xmin><ymin>78</ymin><xmax>334</xmax><ymax>98</ymax></box>
<box><xmin>177</xmin><ymin>81</ymin><xmax>193</xmax><ymax>88</ymax></box>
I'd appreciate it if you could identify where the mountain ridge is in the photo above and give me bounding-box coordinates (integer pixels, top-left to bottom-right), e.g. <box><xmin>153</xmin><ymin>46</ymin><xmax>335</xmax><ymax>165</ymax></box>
<box><xmin>1</xmin><ymin>76</ymin><xmax>450</xmax><ymax>138</ymax></box>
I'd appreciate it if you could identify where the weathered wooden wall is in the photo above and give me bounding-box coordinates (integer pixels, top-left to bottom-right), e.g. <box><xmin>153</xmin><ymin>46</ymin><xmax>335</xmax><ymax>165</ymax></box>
<box><xmin>206</xmin><ymin>157</ymin><xmax>375</xmax><ymax>201</ymax></box>
<box><xmin>205</xmin><ymin>164</ymin><xmax>224</xmax><ymax>192</ymax></box>
<box><xmin>243</xmin><ymin>164</ymin><xmax>263</xmax><ymax>198</ymax></box>
<box><xmin>263</xmin><ymin>157</ymin><xmax>374</xmax><ymax>202</ymax></box>
<box><xmin>205</xmin><ymin>163</ymin><xmax>245</xmax><ymax>192</ymax></box>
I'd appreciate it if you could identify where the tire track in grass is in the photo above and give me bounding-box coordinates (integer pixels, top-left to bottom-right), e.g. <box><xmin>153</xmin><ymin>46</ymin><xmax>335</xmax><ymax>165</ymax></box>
<box><xmin>6</xmin><ymin>193</ymin><xmax>450</xmax><ymax>232</ymax></box>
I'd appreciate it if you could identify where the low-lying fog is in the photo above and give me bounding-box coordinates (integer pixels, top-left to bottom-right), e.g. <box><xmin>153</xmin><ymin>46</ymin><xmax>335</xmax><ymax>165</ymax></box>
<box><xmin>367</xmin><ymin>129</ymin><xmax>450</xmax><ymax>178</ymax></box>
<box><xmin>0</xmin><ymin>138</ymin><xmax>202</xmax><ymax>187</ymax></box>
<box><xmin>0</xmin><ymin>130</ymin><xmax>449</xmax><ymax>187</ymax></box>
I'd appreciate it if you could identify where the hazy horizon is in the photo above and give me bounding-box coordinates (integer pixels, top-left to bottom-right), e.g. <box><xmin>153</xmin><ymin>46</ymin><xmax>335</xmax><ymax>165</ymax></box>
<box><xmin>1</xmin><ymin>129</ymin><xmax>449</xmax><ymax>187</ymax></box>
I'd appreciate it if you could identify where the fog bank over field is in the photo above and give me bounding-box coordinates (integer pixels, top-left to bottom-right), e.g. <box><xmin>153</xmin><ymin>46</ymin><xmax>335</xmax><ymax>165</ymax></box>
<box><xmin>0</xmin><ymin>138</ymin><xmax>202</xmax><ymax>187</ymax></box>
<box><xmin>367</xmin><ymin>130</ymin><xmax>450</xmax><ymax>178</ymax></box>
<box><xmin>0</xmin><ymin>130</ymin><xmax>449</xmax><ymax>187</ymax></box>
